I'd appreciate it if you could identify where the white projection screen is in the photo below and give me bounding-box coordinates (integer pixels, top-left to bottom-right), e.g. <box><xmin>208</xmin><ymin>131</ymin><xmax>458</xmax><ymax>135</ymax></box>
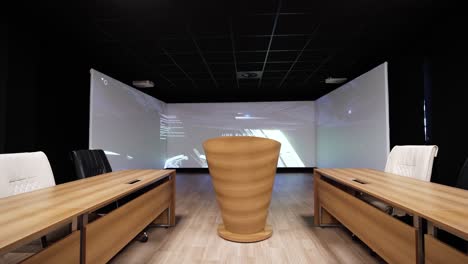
<box><xmin>316</xmin><ymin>62</ymin><xmax>390</xmax><ymax>170</ymax></box>
<box><xmin>89</xmin><ymin>62</ymin><xmax>388</xmax><ymax>171</ymax></box>
<box><xmin>89</xmin><ymin>69</ymin><xmax>167</xmax><ymax>170</ymax></box>
<box><xmin>166</xmin><ymin>102</ymin><xmax>316</xmax><ymax>168</ymax></box>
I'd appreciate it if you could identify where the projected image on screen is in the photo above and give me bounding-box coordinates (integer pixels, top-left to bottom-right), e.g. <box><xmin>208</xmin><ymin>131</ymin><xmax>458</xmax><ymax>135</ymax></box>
<box><xmin>316</xmin><ymin>62</ymin><xmax>389</xmax><ymax>170</ymax></box>
<box><xmin>89</xmin><ymin>71</ymin><xmax>315</xmax><ymax>169</ymax></box>
<box><xmin>89</xmin><ymin>69</ymin><xmax>167</xmax><ymax>170</ymax></box>
<box><xmin>165</xmin><ymin>102</ymin><xmax>316</xmax><ymax>168</ymax></box>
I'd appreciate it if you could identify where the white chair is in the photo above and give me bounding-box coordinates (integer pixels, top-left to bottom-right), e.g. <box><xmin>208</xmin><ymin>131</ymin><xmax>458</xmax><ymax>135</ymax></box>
<box><xmin>362</xmin><ymin>145</ymin><xmax>438</xmax><ymax>215</ymax></box>
<box><xmin>385</xmin><ymin>145</ymin><xmax>439</xmax><ymax>182</ymax></box>
<box><xmin>0</xmin><ymin>151</ymin><xmax>56</xmax><ymax>198</ymax></box>
<box><xmin>0</xmin><ymin>151</ymin><xmax>56</xmax><ymax>248</ymax></box>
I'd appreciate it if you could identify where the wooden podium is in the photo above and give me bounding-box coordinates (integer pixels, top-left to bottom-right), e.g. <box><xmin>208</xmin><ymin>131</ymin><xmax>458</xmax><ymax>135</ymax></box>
<box><xmin>203</xmin><ymin>136</ymin><xmax>280</xmax><ymax>243</ymax></box>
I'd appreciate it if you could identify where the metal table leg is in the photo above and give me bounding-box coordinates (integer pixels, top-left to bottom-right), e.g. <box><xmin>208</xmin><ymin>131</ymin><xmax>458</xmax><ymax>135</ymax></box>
<box><xmin>78</xmin><ymin>213</ymin><xmax>88</xmax><ymax>264</ymax></box>
<box><xmin>413</xmin><ymin>216</ymin><xmax>424</xmax><ymax>264</ymax></box>
<box><xmin>427</xmin><ymin>221</ymin><xmax>438</xmax><ymax>238</ymax></box>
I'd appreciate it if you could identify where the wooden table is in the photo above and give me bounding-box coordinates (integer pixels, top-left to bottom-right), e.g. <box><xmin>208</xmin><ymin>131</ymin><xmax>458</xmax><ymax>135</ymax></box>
<box><xmin>0</xmin><ymin>169</ymin><xmax>176</xmax><ymax>264</ymax></box>
<box><xmin>314</xmin><ymin>168</ymin><xmax>468</xmax><ymax>264</ymax></box>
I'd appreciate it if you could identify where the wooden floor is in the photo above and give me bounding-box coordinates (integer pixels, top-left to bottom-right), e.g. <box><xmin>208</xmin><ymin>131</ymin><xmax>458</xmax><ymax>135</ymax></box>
<box><xmin>110</xmin><ymin>172</ymin><xmax>382</xmax><ymax>264</ymax></box>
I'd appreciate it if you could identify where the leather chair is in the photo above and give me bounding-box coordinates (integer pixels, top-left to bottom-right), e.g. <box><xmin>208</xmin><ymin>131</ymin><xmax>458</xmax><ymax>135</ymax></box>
<box><xmin>361</xmin><ymin>145</ymin><xmax>439</xmax><ymax>215</ymax></box>
<box><xmin>455</xmin><ymin>158</ymin><xmax>468</xmax><ymax>252</ymax></box>
<box><xmin>0</xmin><ymin>151</ymin><xmax>56</xmax><ymax>198</ymax></box>
<box><xmin>70</xmin><ymin>149</ymin><xmax>112</xmax><ymax>179</ymax></box>
<box><xmin>70</xmin><ymin>149</ymin><xmax>115</xmax><ymax>214</ymax></box>
<box><xmin>433</xmin><ymin>157</ymin><xmax>468</xmax><ymax>253</ymax></box>
<box><xmin>70</xmin><ymin>149</ymin><xmax>149</xmax><ymax>242</ymax></box>
<box><xmin>456</xmin><ymin>157</ymin><xmax>468</xmax><ymax>190</ymax></box>
<box><xmin>0</xmin><ymin>151</ymin><xmax>57</xmax><ymax>248</ymax></box>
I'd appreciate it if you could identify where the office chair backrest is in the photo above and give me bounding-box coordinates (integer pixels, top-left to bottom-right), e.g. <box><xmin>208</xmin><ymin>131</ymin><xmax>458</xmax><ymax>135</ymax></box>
<box><xmin>71</xmin><ymin>149</ymin><xmax>112</xmax><ymax>179</ymax></box>
<box><xmin>0</xmin><ymin>151</ymin><xmax>56</xmax><ymax>198</ymax></box>
<box><xmin>385</xmin><ymin>145</ymin><xmax>439</xmax><ymax>182</ymax></box>
<box><xmin>456</xmin><ymin>157</ymin><xmax>468</xmax><ymax>190</ymax></box>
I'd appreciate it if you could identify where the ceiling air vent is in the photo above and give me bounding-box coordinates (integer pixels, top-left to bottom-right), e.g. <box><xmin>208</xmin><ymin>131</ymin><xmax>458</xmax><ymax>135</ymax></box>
<box><xmin>237</xmin><ymin>71</ymin><xmax>263</xmax><ymax>79</ymax></box>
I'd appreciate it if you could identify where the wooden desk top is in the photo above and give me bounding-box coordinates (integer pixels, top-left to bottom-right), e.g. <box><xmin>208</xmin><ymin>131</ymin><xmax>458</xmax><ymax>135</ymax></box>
<box><xmin>0</xmin><ymin>169</ymin><xmax>175</xmax><ymax>255</ymax></box>
<box><xmin>315</xmin><ymin>168</ymin><xmax>468</xmax><ymax>240</ymax></box>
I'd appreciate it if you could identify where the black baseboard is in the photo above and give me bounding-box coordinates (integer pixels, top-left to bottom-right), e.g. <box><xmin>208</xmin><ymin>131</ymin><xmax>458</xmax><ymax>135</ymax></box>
<box><xmin>277</xmin><ymin>167</ymin><xmax>315</xmax><ymax>173</ymax></box>
<box><xmin>169</xmin><ymin>167</ymin><xmax>316</xmax><ymax>173</ymax></box>
<box><xmin>171</xmin><ymin>168</ymin><xmax>209</xmax><ymax>173</ymax></box>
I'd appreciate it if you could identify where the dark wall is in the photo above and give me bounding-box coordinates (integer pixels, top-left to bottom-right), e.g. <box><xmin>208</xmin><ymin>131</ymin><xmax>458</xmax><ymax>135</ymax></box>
<box><xmin>387</xmin><ymin>10</ymin><xmax>468</xmax><ymax>187</ymax></box>
<box><xmin>429</xmin><ymin>56</ymin><xmax>468</xmax><ymax>186</ymax></box>
<box><xmin>2</xmin><ymin>11</ymin><xmax>92</xmax><ymax>183</ymax></box>
<box><xmin>426</xmin><ymin>12</ymin><xmax>468</xmax><ymax>186</ymax></box>
<box><xmin>5</xmin><ymin>22</ymin><xmax>39</xmax><ymax>152</ymax></box>
<box><xmin>0</xmin><ymin>22</ymin><xmax>7</xmax><ymax>153</ymax></box>
<box><xmin>388</xmin><ymin>57</ymin><xmax>426</xmax><ymax>148</ymax></box>
<box><xmin>2</xmin><ymin>4</ymin><xmax>467</xmax><ymax>187</ymax></box>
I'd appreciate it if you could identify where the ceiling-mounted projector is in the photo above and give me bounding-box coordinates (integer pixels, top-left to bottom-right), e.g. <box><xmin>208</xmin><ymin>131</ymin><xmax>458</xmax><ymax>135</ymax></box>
<box><xmin>132</xmin><ymin>80</ymin><xmax>154</xmax><ymax>88</ymax></box>
<box><xmin>325</xmin><ymin>77</ymin><xmax>347</xmax><ymax>84</ymax></box>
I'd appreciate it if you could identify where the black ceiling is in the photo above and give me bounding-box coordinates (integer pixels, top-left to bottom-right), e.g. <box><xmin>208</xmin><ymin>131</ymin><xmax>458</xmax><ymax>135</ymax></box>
<box><xmin>10</xmin><ymin>0</ymin><xmax>444</xmax><ymax>102</ymax></box>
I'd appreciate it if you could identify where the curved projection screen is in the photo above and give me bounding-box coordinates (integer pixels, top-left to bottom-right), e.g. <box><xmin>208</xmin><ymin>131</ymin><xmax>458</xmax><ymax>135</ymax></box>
<box><xmin>89</xmin><ymin>62</ymin><xmax>388</xmax><ymax>170</ymax></box>
<box><xmin>89</xmin><ymin>70</ymin><xmax>316</xmax><ymax>169</ymax></box>
<box><xmin>166</xmin><ymin>102</ymin><xmax>316</xmax><ymax>168</ymax></box>
<box><xmin>89</xmin><ymin>69</ymin><xmax>167</xmax><ymax>170</ymax></box>
<box><xmin>316</xmin><ymin>62</ymin><xmax>390</xmax><ymax>170</ymax></box>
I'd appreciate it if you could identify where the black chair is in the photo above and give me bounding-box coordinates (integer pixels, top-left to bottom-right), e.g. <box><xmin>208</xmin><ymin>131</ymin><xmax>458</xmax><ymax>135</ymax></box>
<box><xmin>456</xmin><ymin>157</ymin><xmax>468</xmax><ymax>190</ymax></box>
<box><xmin>447</xmin><ymin>157</ymin><xmax>468</xmax><ymax>252</ymax></box>
<box><xmin>70</xmin><ymin>149</ymin><xmax>148</xmax><ymax>242</ymax></box>
<box><xmin>457</xmin><ymin>158</ymin><xmax>468</xmax><ymax>252</ymax></box>
<box><xmin>71</xmin><ymin>149</ymin><xmax>115</xmax><ymax>215</ymax></box>
<box><xmin>71</xmin><ymin>149</ymin><xmax>112</xmax><ymax>179</ymax></box>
